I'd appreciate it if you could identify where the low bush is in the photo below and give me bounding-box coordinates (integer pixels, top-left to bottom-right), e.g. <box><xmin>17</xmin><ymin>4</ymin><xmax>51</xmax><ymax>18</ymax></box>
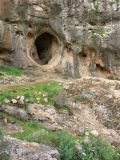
<box><xmin>76</xmin><ymin>135</ymin><xmax>120</xmax><ymax>160</ymax></box>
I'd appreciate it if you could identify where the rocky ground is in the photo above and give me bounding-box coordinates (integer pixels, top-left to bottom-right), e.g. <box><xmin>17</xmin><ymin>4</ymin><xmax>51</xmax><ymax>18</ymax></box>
<box><xmin>0</xmin><ymin>67</ymin><xmax>120</xmax><ymax>160</ymax></box>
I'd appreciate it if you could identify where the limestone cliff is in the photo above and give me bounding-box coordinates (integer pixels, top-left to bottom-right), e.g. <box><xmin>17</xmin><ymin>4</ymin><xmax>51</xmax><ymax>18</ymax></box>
<box><xmin>0</xmin><ymin>0</ymin><xmax>120</xmax><ymax>78</ymax></box>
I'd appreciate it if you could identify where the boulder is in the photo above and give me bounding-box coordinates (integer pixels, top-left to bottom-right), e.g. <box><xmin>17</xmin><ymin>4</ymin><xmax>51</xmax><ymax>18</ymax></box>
<box><xmin>2</xmin><ymin>136</ymin><xmax>60</xmax><ymax>160</ymax></box>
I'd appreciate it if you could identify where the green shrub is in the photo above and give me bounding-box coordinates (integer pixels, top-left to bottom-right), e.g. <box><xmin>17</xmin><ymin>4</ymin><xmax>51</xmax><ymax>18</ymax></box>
<box><xmin>12</xmin><ymin>120</ymin><xmax>45</xmax><ymax>140</ymax></box>
<box><xmin>56</xmin><ymin>132</ymin><xmax>76</xmax><ymax>160</ymax></box>
<box><xmin>0</xmin><ymin>154</ymin><xmax>10</xmax><ymax>160</ymax></box>
<box><xmin>26</xmin><ymin>130</ymin><xmax>58</xmax><ymax>147</ymax></box>
<box><xmin>107</xmin><ymin>75</ymin><xmax>115</xmax><ymax>80</ymax></box>
<box><xmin>76</xmin><ymin>135</ymin><xmax>120</xmax><ymax>160</ymax></box>
<box><xmin>26</xmin><ymin>130</ymin><xmax>76</xmax><ymax>160</ymax></box>
<box><xmin>92</xmin><ymin>28</ymin><xmax>106</xmax><ymax>37</ymax></box>
<box><xmin>57</xmin><ymin>132</ymin><xmax>120</xmax><ymax>160</ymax></box>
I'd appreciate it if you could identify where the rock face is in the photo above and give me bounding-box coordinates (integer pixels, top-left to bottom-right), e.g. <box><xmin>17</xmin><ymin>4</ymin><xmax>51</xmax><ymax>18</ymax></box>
<box><xmin>0</xmin><ymin>0</ymin><xmax>120</xmax><ymax>78</ymax></box>
<box><xmin>2</xmin><ymin>136</ymin><xmax>60</xmax><ymax>160</ymax></box>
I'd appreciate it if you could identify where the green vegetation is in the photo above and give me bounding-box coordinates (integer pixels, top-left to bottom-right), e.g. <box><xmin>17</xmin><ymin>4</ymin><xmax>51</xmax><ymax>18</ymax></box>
<box><xmin>74</xmin><ymin>95</ymin><xmax>81</xmax><ymax>102</ymax></box>
<box><xmin>92</xmin><ymin>28</ymin><xmax>106</xmax><ymax>37</ymax></box>
<box><xmin>0</xmin><ymin>81</ymin><xmax>62</xmax><ymax>105</ymax></box>
<box><xmin>26</xmin><ymin>130</ymin><xmax>120</xmax><ymax>160</ymax></box>
<box><xmin>76</xmin><ymin>134</ymin><xmax>120</xmax><ymax>160</ymax></box>
<box><xmin>108</xmin><ymin>75</ymin><xmax>119</xmax><ymax>80</ymax></box>
<box><xmin>57</xmin><ymin>132</ymin><xmax>76</xmax><ymax>160</ymax></box>
<box><xmin>107</xmin><ymin>75</ymin><xmax>115</xmax><ymax>80</ymax></box>
<box><xmin>0</xmin><ymin>154</ymin><xmax>10</xmax><ymax>160</ymax></box>
<box><xmin>1</xmin><ymin>113</ymin><xmax>120</xmax><ymax>160</ymax></box>
<box><xmin>8</xmin><ymin>114</ymin><xmax>78</xmax><ymax>159</ymax></box>
<box><xmin>12</xmin><ymin>118</ymin><xmax>120</xmax><ymax>160</ymax></box>
<box><xmin>0</xmin><ymin>65</ymin><xmax>21</xmax><ymax>76</ymax></box>
<box><xmin>90</xmin><ymin>27</ymin><xmax>106</xmax><ymax>44</ymax></box>
<box><xmin>5</xmin><ymin>115</ymin><xmax>45</xmax><ymax>140</ymax></box>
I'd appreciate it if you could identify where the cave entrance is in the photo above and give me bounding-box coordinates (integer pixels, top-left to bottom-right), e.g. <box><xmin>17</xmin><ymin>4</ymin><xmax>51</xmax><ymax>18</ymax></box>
<box><xmin>34</xmin><ymin>32</ymin><xmax>58</xmax><ymax>65</ymax></box>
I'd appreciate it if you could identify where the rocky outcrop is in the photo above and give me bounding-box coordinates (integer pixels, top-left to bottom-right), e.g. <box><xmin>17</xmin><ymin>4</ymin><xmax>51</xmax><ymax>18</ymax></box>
<box><xmin>63</xmin><ymin>77</ymin><xmax>120</xmax><ymax>148</ymax></box>
<box><xmin>0</xmin><ymin>0</ymin><xmax>120</xmax><ymax>78</ymax></box>
<box><xmin>2</xmin><ymin>136</ymin><xmax>60</xmax><ymax>160</ymax></box>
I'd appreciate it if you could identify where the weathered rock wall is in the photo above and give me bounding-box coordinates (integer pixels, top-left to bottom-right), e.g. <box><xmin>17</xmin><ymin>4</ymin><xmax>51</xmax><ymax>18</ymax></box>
<box><xmin>0</xmin><ymin>0</ymin><xmax>120</xmax><ymax>78</ymax></box>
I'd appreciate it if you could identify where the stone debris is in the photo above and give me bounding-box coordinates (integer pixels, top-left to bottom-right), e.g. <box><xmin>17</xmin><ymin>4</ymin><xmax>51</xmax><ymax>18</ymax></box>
<box><xmin>0</xmin><ymin>76</ymin><xmax>29</xmax><ymax>85</ymax></box>
<box><xmin>11</xmin><ymin>96</ymin><xmax>25</xmax><ymax>105</ymax></box>
<box><xmin>4</xmin><ymin>99</ymin><xmax>10</xmax><ymax>104</ymax></box>
<box><xmin>91</xmin><ymin>130</ymin><xmax>99</xmax><ymax>137</ymax></box>
<box><xmin>43</xmin><ymin>97</ymin><xmax>48</xmax><ymax>103</ymax></box>
<box><xmin>11</xmin><ymin>99</ymin><xmax>17</xmax><ymax>104</ymax></box>
<box><xmin>18</xmin><ymin>96</ymin><xmax>25</xmax><ymax>105</ymax></box>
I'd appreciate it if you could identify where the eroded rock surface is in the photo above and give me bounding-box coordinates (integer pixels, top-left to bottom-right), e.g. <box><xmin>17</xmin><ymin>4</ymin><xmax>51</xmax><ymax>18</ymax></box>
<box><xmin>63</xmin><ymin>78</ymin><xmax>120</xmax><ymax>147</ymax></box>
<box><xmin>2</xmin><ymin>136</ymin><xmax>60</xmax><ymax>160</ymax></box>
<box><xmin>0</xmin><ymin>0</ymin><xmax>120</xmax><ymax>78</ymax></box>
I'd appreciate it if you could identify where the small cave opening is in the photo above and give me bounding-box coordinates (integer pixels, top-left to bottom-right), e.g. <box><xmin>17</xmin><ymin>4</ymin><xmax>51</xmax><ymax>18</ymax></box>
<box><xmin>78</xmin><ymin>51</ymin><xmax>87</xmax><ymax>58</ymax></box>
<box><xmin>96</xmin><ymin>64</ymin><xmax>105</xmax><ymax>71</ymax></box>
<box><xmin>34</xmin><ymin>32</ymin><xmax>58</xmax><ymax>65</ymax></box>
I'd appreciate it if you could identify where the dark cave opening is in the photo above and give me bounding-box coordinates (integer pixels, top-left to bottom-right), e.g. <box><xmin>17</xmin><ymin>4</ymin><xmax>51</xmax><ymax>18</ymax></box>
<box><xmin>34</xmin><ymin>32</ymin><xmax>57</xmax><ymax>65</ymax></box>
<box><xmin>78</xmin><ymin>51</ymin><xmax>87</xmax><ymax>58</ymax></box>
<box><xmin>96</xmin><ymin>64</ymin><xmax>105</xmax><ymax>71</ymax></box>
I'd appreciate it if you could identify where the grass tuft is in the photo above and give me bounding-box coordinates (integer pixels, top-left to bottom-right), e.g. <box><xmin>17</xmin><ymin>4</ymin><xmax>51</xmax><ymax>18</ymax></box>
<box><xmin>0</xmin><ymin>65</ymin><xmax>21</xmax><ymax>76</ymax></box>
<box><xmin>0</xmin><ymin>81</ymin><xmax>62</xmax><ymax>105</ymax></box>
